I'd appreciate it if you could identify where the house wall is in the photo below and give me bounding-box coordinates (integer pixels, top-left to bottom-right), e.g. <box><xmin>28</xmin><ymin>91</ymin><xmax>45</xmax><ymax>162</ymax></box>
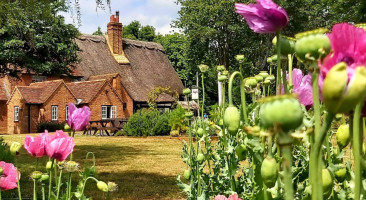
<box><xmin>7</xmin><ymin>90</ymin><xmax>26</xmax><ymax>134</ymax></box>
<box><xmin>0</xmin><ymin>101</ymin><xmax>7</xmax><ymax>133</ymax></box>
<box><xmin>110</xmin><ymin>76</ymin><xmax>133</xmax><ymax>117</ymax></box>
<box><xmin>88</xmin><ymin>84</ymin><xmax>126</xmax><ymax>120</ymax></box>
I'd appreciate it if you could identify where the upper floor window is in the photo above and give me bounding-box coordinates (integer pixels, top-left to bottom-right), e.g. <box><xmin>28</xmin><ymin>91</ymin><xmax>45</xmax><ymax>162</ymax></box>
<box><xmin>51</xmin><ymin>106</ymin><xmax>58</xmax><ymax>121</ymax></box>
<box><xmin>14</xmin><ymin>106</ymin><xmax>19</xmax><ymax>122</ymax></box>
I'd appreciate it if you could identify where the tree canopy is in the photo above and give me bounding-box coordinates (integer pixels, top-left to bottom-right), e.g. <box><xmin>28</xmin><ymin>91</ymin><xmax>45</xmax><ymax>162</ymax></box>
<box><xmin>123</xmin><ymin>21</ymin><xmax>156</xmax><ymax>42</ymax></box>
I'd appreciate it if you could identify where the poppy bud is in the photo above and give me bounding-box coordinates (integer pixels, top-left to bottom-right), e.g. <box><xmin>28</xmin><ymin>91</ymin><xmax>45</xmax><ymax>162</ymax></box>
<box><xmin>295</xmin><ymin>28</ymin><xmax>330</xmax><ymax>62</ymax></box>
<box><xmin>64</xmin><ymin>124</ymin><xmax>71</xmax><ymax>132</ymax></box>
<box><xmin>107</xmin><ymin>182</ymin><xmax>118</xmax><ymax>192</ymax></box>
<box><xmin>97</xmin><ymin>181</ymin><xmax>109</xmax><ymax>192</ymax></box>
<box><xmin>255</xmin><ymin>75</ymin><xmax>264</xmax><ymax>82</ymax></box>
<box><xmin>182</xmin><ymin>88</ymin><xmax>191</xmax><ymax>96</ymax></box>
<box><xmin>245</xmin><ymin>78</ymin><xmax>258</xmax><ymax>88</ymax></box>
<box><xmin>336</xmin><ymin>124</ymin><xmax>350</xmax><ymax>148</ymax></box>
<box><xmin>198</xmin><ymin>64</ymin><xmax>209</xmax><ymax>73</ymax></box>
<box><xmin>224</xmin><ymin>106</ymin><xmax>240</xmax><ymax>135</ymax></box>
<box><xmin>261</xmin><ymin>156</ymin><xmax>278</xmax><ymax>188</ymax></box>
<box><xmin>183</xmin><ymin>169</ymin><xmax>191</xmax><ymax>180</ymax></box>
<box><xmin>0</xmin><ymin>167</ymin><xmax>3</xmax><ymax>175</ymax></box>
<box><xmin>258</xmin><ymin>71</ymin><xmax>269</xmax><ymax>79</ymax></box>
<box><xmin>196</xmin><ymin>153</ymin><xmax>205</xmax><ymax>164</ymax></box>
<box><xmin>46</xmin><ymin>161</ymin><xmax>53</xmax><ymax>170</ymax></box>
<box><xmin>64</xmin><ymin>161</ymin><xmax>79</xmax><ymax>173</ymax></box>
<box><xmin>185</xmin><ymin>111</ymin><xmax>193</xmax><ymax>119</ymax></box>
<box><xmin>322</xmin><ymin>168</ymin><xmax>334</xmax><ymax>197</ymax></box>
<box><xmin>218</xmin><ymin>75</ymin><xmax>227</xmax><ymax>82</ymax></box>
<box><xmin>10</xmin><ymin>142</ymin><xmax>21</xmax><ymax>156</ymax></box>
<box><xmin>263</xmin><ymin>79</ymin><xmax>271</xmax><ymax>86</ymax></box>
<box><xmin>235</xmin><ymin>144</ymin><xmax>247</xmax><ymax>161</ymax></box>
<box><xmin>217</xmin><ymin>65</ymin><xmax>225</xmax><ymax>72</ymax></box>
<box><xmin>41</xmin><ymin>174</ymin><xmax>49</xmax><ymax>182</ymax></box>
<box><xmin>31</xmin><ymin>171</ymin><xmax>43</xmax><ymax>180</ymax></box>
<box><xmin>322</xmin><ymin>62</ymin><xmax>366</xmax><ymax>113</ymax></box>
<box><xmin>334</xmin><ymin>165</ymin><xmax>347</xmax><ymax>182</ymax></box>
<box><xmin>272</xmin><ymin>35</ymin><xmax>296</xmax><ymax>56</ymax></box>
<box><xmin>267</xmin><ymin>75</ymin><xmax>275</xmax><ymax>82</ymax></box>
<box><xmin>235</xmin><ymin>55</ymin><xmax>245</xmax><ymax>63</ymax></box>
<box><xmin>196</xmin><ymin>128</ymin><xmax>204</xmax><ymax>137</ymax></box>
<box><xmin>267</xmin><ymin>55</ymin><xmax>277</xmax><ymax>63</ymax></box>
<box><xmin>222</xmin><ymin>70</ymin><xmax>229</xmax><ymax>76</ymax></box>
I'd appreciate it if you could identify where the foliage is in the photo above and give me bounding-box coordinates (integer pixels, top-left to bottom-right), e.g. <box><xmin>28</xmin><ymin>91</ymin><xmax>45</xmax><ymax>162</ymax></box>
<box><xmin>0</xmin><ymin>0</ymin><xmax>80</xmax><ymax>76</ymax></box>
<box><xmin>92</xmin><ymin>26</ymin><xmax>104</xmax><ymax>36</ymax></box>
<box><xmin>0</xmin><ymin>136</ymin><xmax>14</xmax><ymax>163</ymax></box>
<box><xmin>147</xmin><ymin>86</ymin><xmax>179</xmax><ymax>109</ymax></box>
<box><xmin>37</xmin><ymin>121</ymin><xmax>66</xmax><ymax>133</ymax></box>
<box><xmin>123</xmin><ymin>109</ymin><xmax>171</xmax><ymax>136</ymax></box>
<box><xmin>168</xmin><ymin>105</ymin><xmax>188</xmax><ymax>133</ymax></box>
<box><xmin>123</xmin><ymin>21</ymin><xmax>156</xmax><ymax>42</ymax></box>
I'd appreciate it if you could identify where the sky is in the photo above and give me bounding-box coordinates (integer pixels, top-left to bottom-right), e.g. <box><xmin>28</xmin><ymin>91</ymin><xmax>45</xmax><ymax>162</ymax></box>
<box><xmin>61</xmin><ymin>0</ymin><xmax>181</xmax><ymax>35</ymax></box>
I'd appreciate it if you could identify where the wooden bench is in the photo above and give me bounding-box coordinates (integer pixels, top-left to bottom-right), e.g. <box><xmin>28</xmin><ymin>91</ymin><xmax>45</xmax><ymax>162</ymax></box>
<box><xmin>83</xmin><ymin>118</ymin><xmax>129</xmax><ymax>136</ymax></box>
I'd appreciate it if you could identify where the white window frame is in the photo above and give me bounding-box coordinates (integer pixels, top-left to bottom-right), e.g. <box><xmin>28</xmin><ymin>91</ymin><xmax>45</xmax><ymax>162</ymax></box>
<box><xmin>65</xmin><ymin>106</ymin><xmax>69</xmax><ymax>120</ymax></box>
<box><xmin>101</xmin><ymin>106</ymin><xmax>108</xmax><ymax>119</ymax></box>
<box><xmin>111</xmin><ymin>106</ymin><xmax>117</xmax><ymax>118</ymax></box>
<box><xmin>51</xmin><ymin>106</ymin><xmax>58</xmax><ymax>121</ymax></box>
<box><xmin>14</xmin><ymin>106</ymin><xmax>19</xmax><ymax>122</ymax></box>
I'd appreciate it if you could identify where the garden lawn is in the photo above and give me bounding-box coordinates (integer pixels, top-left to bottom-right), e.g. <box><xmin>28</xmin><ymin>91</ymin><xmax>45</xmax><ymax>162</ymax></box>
<box><xmin>1</xmin><ymin>134</ymin><xmax>188</xmax><ymax>200</ymax></box>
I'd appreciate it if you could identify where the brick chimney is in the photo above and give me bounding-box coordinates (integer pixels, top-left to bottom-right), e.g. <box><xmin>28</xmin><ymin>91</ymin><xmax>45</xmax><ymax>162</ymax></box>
<box><xmin>107</xmin><ymin>11</ymin><xmax>123</xmax><ymax>55</ymax></box>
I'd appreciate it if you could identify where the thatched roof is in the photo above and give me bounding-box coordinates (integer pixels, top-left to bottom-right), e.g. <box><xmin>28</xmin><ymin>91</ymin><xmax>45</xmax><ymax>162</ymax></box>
<box><xmin>74</xmin><ymin>34</ymin><xmax>184</xmax><ymax>102</ymax></box>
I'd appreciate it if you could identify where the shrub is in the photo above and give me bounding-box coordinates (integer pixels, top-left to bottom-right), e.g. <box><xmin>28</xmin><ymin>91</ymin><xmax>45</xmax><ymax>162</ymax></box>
<box><xmin>37</xmin><ymin>121</ymin><xmax>66</xmax><ymax>133</ymax></box>
<box><xmin>123</xmin><ymin>109</ymin><xmax>171</xmax><ymax>136</ymax></box>
<box><xmin>0</xmin><ymin>137</ymin><xmax>14</xmax><ymax>163</ymax></box>
<box><xmin>168</xmin><ymin>105</ymin><xmax>188</xmax><ymax>133</ymax></box>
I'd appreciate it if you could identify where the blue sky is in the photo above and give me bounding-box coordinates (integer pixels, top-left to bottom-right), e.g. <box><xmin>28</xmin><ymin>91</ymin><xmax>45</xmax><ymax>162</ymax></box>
<box><xmin>61</xmin><ymin>0</ymin><xmax>181</xmax><ymax>35</ymax></box>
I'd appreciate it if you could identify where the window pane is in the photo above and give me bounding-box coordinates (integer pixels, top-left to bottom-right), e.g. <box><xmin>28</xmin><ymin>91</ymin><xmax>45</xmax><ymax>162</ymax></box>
<box><xmin>66</xmin><ymin>106</ymin><xmax>69</xmax><ymax>120</ymax></box>
<box><xmin>52</xmin><ymin>106</ymin><xmax>58</xmax><ymax>121</ymax></box>
<box><xmin>111</xmin><ymin>106</ymin><xmax>117</xmax><ymax>118</ymax></box>
<box><xmin>102</xmin><ymin>106</ymin><xmax>107</xmax><ymax>119</ymax></box>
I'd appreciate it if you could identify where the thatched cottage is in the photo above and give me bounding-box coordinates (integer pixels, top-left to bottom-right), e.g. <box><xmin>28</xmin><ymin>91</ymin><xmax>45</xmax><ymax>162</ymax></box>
<box><xmin>0</xmin><ymin>12</ymin><xmax>184</xmax><ymax>134</ymax></box>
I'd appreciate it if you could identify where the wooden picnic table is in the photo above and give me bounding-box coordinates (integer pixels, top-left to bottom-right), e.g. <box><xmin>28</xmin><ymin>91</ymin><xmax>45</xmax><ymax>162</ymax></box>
<box><xmin>83</xmin><ymin>118</ymin><xmax>128</xmax><ymax>136</ymax></box>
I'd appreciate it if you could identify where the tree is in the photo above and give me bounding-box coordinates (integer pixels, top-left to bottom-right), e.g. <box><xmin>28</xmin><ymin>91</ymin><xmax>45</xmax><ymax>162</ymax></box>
<box><xmin>92</xmin><ymin>26</ymin><xmax>104</xmax><ymax>36</ymax></box>
<box><xmin>140</xmin><ymin>25</ymin><xmax>156</xmax><ymax>42</ymax></box>
<box><xmin>124</xmin><ymin>20</ymin><xmax>141</xmax><ymax>40</ymax></box>
<box><xmin>0</xmin><ymin>0</ymin><xmax>80</xmax><ymax>76</ymax></box>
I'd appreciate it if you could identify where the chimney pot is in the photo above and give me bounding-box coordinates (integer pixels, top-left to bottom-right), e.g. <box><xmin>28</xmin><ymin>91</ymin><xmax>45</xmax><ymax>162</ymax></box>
<box><xmin>110</xmin><ymin>15</ymin><xmax>115</xmax><ymax>22</ymax></box>
<box><xmin>116</xmin><ymin>11</ymin><xmax>120</xmax><ymax>22</ymax></box>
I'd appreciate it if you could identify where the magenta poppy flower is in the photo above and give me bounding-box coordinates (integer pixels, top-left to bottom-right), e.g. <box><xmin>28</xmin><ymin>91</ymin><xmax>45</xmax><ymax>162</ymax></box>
<box><xmin>0</xmin><ymin>161</ymin><xmax>19</xmax><ymax>191</ymax></box>
<box><xmin>215</xmin><ymin>194</ymin><xmax>242</xmax><ymax>200</ymax></box>
<box><xmin>24</xmin><ymin>131</ymin><xmax>49</xmax><ymax>157</ymax></box>
<box><xmin>235</xmin><ymin>0</ymin><xmax>289</xmax><ymax>34</ymax></box>
<box><xmin>45</xmin><ymin>130</ymin><xmax>75</xmax><ymax>161</ymax></box>
<box><xmin>291</xmin><ymin>69</ymin><xmax>313</xmax><ymax>107</ymax></box>
<box><xmin>67</xmin><ymin>103</ymin><xmax>91</xmax><ymax>131</ymax></box>
<box><xmin>319</xmin><ymin>23</ymin><xmax>366</xmax><ymax>113</ymax></box>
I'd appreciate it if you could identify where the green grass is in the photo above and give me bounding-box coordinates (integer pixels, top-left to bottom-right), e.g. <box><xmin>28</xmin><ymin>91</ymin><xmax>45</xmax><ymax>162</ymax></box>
<box><xmin>1</xmin><ymin>134</ymin><xmax>187</xmax><ymax>200</ymax></box>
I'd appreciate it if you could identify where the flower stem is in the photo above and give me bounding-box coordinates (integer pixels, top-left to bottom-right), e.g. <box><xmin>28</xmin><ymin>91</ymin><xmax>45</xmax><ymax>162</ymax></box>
<box><xmin>67</xmin><ymin>172</ymin><xmax>72</xmax><ymax>199</ymax></box>
<box><xmin>288</xmin><ymin>54</ymin><xmax>293</xmax><ymax>87</ymax></box>
<box><xmin>33</xmin><ymin>179</ymin><xmax>37</xmax><ymax>200</ymax></box>
<box><xmin>42</xmin><ymin>184</ymin><xmax>45</xmax><ymax>200</ymax></box>
<box><xmin>276</xmin><ymin>32</ymin><xmax>282</xmax><ymax>95</ymax></box>
<box><xmin>56</xmin><ymin>170</ymin><xmax>63</xmax><ymax>199</ymax></box>
<box><xmin>17</xmin><ymin>171</ymin><xmax>22</xmax><ymax>200</ymax></box>
<box><xmin>352</xmin><ymin>103</ymin><xmax>363</xmax><ymax>200</ymax></box>
<box><xmin>201</xmin><ymin>73</ymin><xmax>205</xmax><ymax>119</ymax></box>
<box><xmin>228</xmin><ymin>71</ymin><xmax>248</xmax><ymax>124</ymax></box>
<box><xmin>0</xmin><ymin>189</ymin><xmax>2</xmax><ymax>200</ymax></box>
<box><xmin>80</xmin><ymin>177</ymin><xmax>99</xmax><ymax>198</ymax></box>
<box><xmin>281</xmin><ymin>143</ymin><xmax>294</xmax><ymax>200</ymax></box>
<box><xmin>48</xmin><ymin>159</ymin><xmax>55</xmax><ymax>200</ymax></box>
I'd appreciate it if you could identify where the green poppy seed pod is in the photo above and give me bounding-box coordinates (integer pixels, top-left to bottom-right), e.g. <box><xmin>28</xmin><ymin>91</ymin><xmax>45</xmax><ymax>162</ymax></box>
<box><xmin>334</xmin><ymin>165</ymin><xmax>347</xmax><ymax>182</ymax></box>
<box><xmin>198</xmin><ymin>64</ymin><xmax>209</xmax><ymax>73</ymax></box>
<box><xmin>272</xmin><ymin>35</ymin><xmax>296</xmax><ymax>56</ymax></box>
<box><xmin>235</xmin><ymin>144</ymin><xmax>247</xmax><ymax>161</ymax></box>
<box><xmin>235</xmin><ymin>54</ymin><xmax>245</xmax><ymax>63</ymax></box>
<box><xmin>65</xmin><ymin>161</ymin><xmax>79</xmax><ymax>173</ymax></box>
<box><xmin>41</xmin><ymin>174</ymin><xmax>49</xmax><ymax>182</ymax></box>
<box><xmin>182</xmin><ymin>88</ymin><xmax>191</xmax><ymax>96</ymax></box>
<box><xmin>218</xmin><ymin>119</ymin><xmax>224</xmax><ymax>126</ymax></box>
<box><xmin>107</xmin><ymin>182</ymin><xmax>118</xmax><ymax>192</ymax></box>
<box><xmin>46</xmin><ymin>161</ymin><xmax>53</xmax><ymax>170</ymax></box>
<box><xmin>356</xmin><ymin>23</ymin><xmax>366</xmax><ymax>31</ymax></box>
<box><xmin>196</xmin><ymin>153</ymin><xmax>205</xmax><ymax>164</ymax></box>
<box><xmin>183</xmin><ymin>169</ymin><xmax>191</xmax><ymax>180</ymax></box>
<box><xmin>245</xmin><ymin>78</ymin><xmax>258</xmax><ymax>88</ymax></box>
<box><xmin>222</xmin><ymin>70</ymin><xmax>229</xmax><ymax>76</ymax></box>
<box><xmin>259</xmin><ymin>96</ymin><xmax>303</xmax><ymax>132</ymax></box>
<box><xmin>267</xmin><ymin>75</ymin><xmax>275</xmax><ymax>82</ymax></box>
<box><xmin>185</xmin><ymin>111</ymin><xmax>193</xmax><ymax>119</ymax></box>
<box><xmin>31</xmin><ymin>171</ymin><xmax>43</xmax><ymax>180</ymax></box>
<box><xmin>64</xmin><ymin>124</ymin><xmax>71</xmax><ymax>132</ymax></box>
<box><xmin>263</xmin><ymin>79</ymin><xmax>271</xmax><ymax>86</ymax></box>
<box><xmin>224</xmin><ymin>106</ymin><xmax>240</xmax><ymax>136</ymax></box>
<box><xmin>217</xmin><ymin>65</ymin><xmax>225</xmax><ymax>72</ymax></box>
<box><xmin>267</xmin><ymin>55</ymin><xmax>277</xmax><ymax>63</ymax></box>
<box><xmin>323</xmin><ymin>62</ymin><xmax>366</xmax><ymax>114</ymax></box>
<box><xmin>97</xmin><ymin>181</ymin><xmax>109</xmax><ymax>192</ymax></box>
<box><xmin>322</xmin><ymin>168</ymin><xmax>334</xmax><ymax>197</ymax></box>
<box><xmin>255</xmin><ymin>75</ymin><xmax>264</xmax><ymax>82</ymax></box>
<box><xmin>10</xmin><ymin>142</ymin><xmax>21</xmax><ymax>156</ymax></box>
<box><xmin>261</xmin><ymin>156</ymin><xmax>278</xmax><ymax>188</ymax></box>
<box><xmin>196</xmin><ymin>128</ymin><xmax>204</xmax><ymax>137</ymax></box>
<box><xmin>258</xmin><ymin>71</ymin><xmax>269</xmax><ymax>79</ymax></box>
<box><xmin>336</xmin><ymin>124</ymin><xmax>350</xmax><ymax>149</ymax></box>
<box><xmin>218</xmin><ymin>75</ymin><xmax>227</xmax><ymax>82</ymax></box>
<box><xmin>0</xmin><ymin>167</ymin><xmax>3</xmax><ymax>175</ymax></box>
<box><xmin>295</xmin><ymin>28</ymin><xmax>330</xmax><ymax>62</ymax></box>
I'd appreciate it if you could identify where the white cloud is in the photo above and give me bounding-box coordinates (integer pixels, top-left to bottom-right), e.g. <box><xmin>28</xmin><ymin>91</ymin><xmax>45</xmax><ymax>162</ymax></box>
<box><xmin>60</xmin><ymin>0</ymin><xmax>181</xmax><ymax>35</ymax></box>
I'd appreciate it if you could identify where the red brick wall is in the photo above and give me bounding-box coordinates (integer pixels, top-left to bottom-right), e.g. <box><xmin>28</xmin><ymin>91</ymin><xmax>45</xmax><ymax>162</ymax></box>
<box><xmin>7</xmin><ymin>90</ymin><xmax>26</xmax><ymax>134</ymax></box>
<box><xmin>88</xmin><ymin>83</ymin><xmax>126</xmax><ymax>120</ymax></box>
<box><xmin>0</xmin><ymin>101</ymin><xmax>7</xmax><ymax>133</ymax></box>
<box><xmin>110</xmin><ymin>75</ymin><xmax>133</xmax><ymax>117</ymax></box>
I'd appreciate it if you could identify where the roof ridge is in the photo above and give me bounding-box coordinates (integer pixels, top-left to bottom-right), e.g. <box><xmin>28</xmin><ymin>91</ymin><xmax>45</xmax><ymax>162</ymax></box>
<box><xmin>66</xmin><ymin>79</ymin><xmax>107</xmax><ymax>84</ymax></box>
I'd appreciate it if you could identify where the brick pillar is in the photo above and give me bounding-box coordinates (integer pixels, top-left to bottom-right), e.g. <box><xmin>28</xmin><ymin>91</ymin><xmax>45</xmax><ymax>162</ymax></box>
<box><xmin>107</xmin><ymin>11</ymin><xmax>123</xmax><ymax>55</ymax></box>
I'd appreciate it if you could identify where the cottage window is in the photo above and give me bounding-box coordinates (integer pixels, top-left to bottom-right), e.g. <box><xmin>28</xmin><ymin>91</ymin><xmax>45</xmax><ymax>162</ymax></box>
<box><xmin>101</xmin><ymin>105</ymin><xmax>117</xmax><ymax>119</ymax></box>
<box><xmin>14</xmin><ymin>106</ymin><xmax>19</xmax><ymax>122</ymax></box>
<box><xmin>51</xmin><ymin>106</ymin><xmax>58</xmax><ymax>121</ymax></box>
<box><xmin>65</xmin><ymin>106</ymin><xmax>69</xmax><ymax>120</ymax></box>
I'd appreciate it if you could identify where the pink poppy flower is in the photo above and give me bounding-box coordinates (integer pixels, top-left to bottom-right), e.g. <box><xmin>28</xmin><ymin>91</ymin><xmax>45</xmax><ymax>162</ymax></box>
<box><xmin>45</xmin><ymin>130</ymin><xmax>75</xmax><ymax>161</ymax></box>
<box><xmin>67</xmin><ymin>103</ymin><xmax>91</xmax><ymax>131</ymax></box>
<box><xmin>291</xmin><ymin>69</ymin><xmax>313</xmax><ymax>107</ymax></box>
<box><xmin>24</xmin><ymin>131</ymin><xmax>49</xmax><ymax>157</ymax></box>
<box><xmin>319</xmin><ymin>23</ymin><xmax>366</xmax><ymax>113</ymax></box>
<box><xmin>215</xmin><ymin>195</ymin><xmax>228</xmax><ymax>200</ymax></box>
<box><xmin>235</xmin><ymin>0</ymin><xmax>289</xmax><ymax>34</ymax></box>
<box><xmin>0</xmin><ymin>161</ymin><xmax>19</xmax><ymax>191</ymax></box>
<box><xmin>214</xmin><ymin>194</ymin><xmax>242</xmax><ymax>200</ymax></box>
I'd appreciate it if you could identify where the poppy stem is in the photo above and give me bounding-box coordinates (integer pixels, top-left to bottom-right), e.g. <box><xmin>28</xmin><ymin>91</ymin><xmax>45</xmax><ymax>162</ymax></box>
<box><xmin>0</xmin><ymin>189</ymin><xmax>2</xmax><ymax>200</ymax></box>
<box><xmin>352</xmin><ymin>103</ymin><xmax>363</xmax><ymax>200</ymax></box>
<box><xmin>275</xmin><ymin>32</ymin><xmax>282</xmax><ymax>95</ymax></box>
<box><xmin>33</xmin><ymin>179</ymin><xmax>37</xmax><ymax>200</ymax></box>
<box><xmin>56</xmin><ymin>170</ymin><xmax>63</xmax><ymax>199</ymax></box>
<box><xmin>48</xmin><ymin>159</ymin><xmax>55</xmax><ymax>200</ymax></box>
